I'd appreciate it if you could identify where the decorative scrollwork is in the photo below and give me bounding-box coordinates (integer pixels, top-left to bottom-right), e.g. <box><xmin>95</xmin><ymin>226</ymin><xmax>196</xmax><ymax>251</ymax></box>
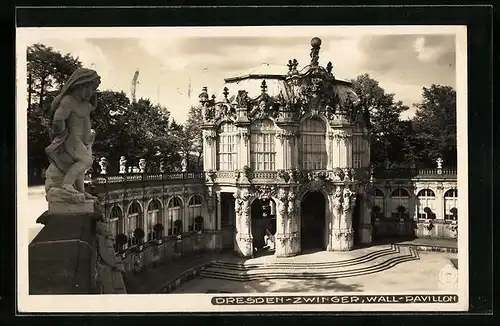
<box><xmin>252</xmin><ymin>185</ymin><xmax>277</xmax><ymax>200</ymax></box>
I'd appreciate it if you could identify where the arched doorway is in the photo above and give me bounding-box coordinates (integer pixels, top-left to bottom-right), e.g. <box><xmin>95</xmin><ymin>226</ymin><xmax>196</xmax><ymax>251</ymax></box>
<box><xmin>251</xmin><ymin>198</ymin><xmax>276</xmax><ymax>253</ymax></box>
<box><xmin>300</xmin><ymin>191</ymin><xmax>326</xmax><ymax>251</ymax></box>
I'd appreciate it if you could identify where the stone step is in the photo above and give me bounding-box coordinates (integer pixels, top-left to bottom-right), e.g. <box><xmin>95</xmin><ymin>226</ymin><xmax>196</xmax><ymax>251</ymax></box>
<box><xmin>200</xmin><ymin>246</ymin><xmax>419</xmax><ymax>282</ymax></box>
<box><xmin>210</xmin><ymin>245</ymin><xmax>400</xmax><ymax>271</ymax></box>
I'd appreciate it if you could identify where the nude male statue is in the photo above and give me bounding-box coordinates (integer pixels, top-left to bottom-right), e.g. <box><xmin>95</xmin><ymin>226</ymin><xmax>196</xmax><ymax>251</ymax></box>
<box><xmin>44</xmin><ymin>68</ymin><xmax>101</xmax><ymax>203</ymax></box>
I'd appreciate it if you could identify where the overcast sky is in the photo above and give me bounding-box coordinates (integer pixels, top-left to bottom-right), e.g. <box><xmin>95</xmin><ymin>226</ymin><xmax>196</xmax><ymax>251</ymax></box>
<box><xmin>27</xmin><ymin>29</ymin><xmax>456</xmax><ymax>123</ymax></box>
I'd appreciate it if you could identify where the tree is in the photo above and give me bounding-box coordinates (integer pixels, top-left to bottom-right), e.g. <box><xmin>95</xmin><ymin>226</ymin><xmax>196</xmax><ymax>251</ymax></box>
<box><xmin>412</xmin><ymin>85</ymin><xmax>457</xmax><ymax>167</ymax></box>
<box><xmin>350</xmin><ymin>74</ymin><xmax>412</xmax><ymax>168</ymax></box>
<box><xmin>184</xmin><ymin>105</ymin><xmax>204</xmax><ymax>171</ymax></box>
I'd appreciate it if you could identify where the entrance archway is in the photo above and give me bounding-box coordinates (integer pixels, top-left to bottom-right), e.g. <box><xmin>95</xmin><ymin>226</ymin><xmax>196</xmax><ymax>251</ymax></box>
<box><xmin>251</xmin><ymin>198</ymin><xmax>276</xmax><ymax>253</ymax></box>
<box><xmin>300</xmin><ymin>191</ymin><xmax>326</xmax><ymax>251</ymax></box>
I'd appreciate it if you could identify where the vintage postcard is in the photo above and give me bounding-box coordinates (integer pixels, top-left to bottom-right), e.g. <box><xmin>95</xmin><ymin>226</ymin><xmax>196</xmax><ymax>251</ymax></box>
<box><xmin>17</xmin><ymin>25</ymin><xmax>468</xmax><ymax>312</ymax></box>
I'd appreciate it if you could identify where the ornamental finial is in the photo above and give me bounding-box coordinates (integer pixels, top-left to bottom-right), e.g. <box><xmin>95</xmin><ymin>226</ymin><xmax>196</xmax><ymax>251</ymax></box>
<box><xmin>310</xmin><ymin>37</ymin><xmax>322</xmax><ymax>66</ymax></box>
<box><xmin>261</xmin><ymin>80</ymin><xmax>267</xmax><ymax>93</ymax></box>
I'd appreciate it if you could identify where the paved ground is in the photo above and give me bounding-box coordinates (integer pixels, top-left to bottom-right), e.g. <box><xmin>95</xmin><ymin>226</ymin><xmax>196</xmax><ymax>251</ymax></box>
<box><xmin>172</xmin><ymin>250</ymin><xmax>458</xmax><ymax>294</ymax></box>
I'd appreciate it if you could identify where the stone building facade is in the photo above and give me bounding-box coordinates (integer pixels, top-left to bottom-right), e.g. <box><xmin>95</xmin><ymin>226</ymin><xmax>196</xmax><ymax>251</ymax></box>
<box><xmin>198</xmin><ymin>37</ymin><xmax>373</xmax><ymax>257</ymax></box>
<box><xmin>92</xmin><ymin>37</ymin><xmax>458</xmax><ymax>262</ymax></box>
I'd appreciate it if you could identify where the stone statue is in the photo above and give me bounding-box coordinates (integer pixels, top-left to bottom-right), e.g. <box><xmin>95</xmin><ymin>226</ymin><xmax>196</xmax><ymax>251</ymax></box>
<box><xmin>99</xmin><ymin>157</ymin><xmax>108</xmax><ymax>175</ymax></box>
<box><xmin>44</xmin><ymin>68</ymin><xmax>101</xmax><ymax>204</ymax></box>
<box><xmin>139</xmin><ymin>158</ymin><xmax>146</xmax><ymax>173</ymax></box>
<box><xmin>119</xmin><ymin>156</ymin><xmax>127</xmax><ymax>174</ymax></box>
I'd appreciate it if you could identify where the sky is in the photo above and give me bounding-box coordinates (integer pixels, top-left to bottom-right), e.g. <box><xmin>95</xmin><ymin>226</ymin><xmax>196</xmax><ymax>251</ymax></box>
<box><xmin>27</xmin><ymin>28</ymin><xmax>456</xmax><ymax>123</ymax></box>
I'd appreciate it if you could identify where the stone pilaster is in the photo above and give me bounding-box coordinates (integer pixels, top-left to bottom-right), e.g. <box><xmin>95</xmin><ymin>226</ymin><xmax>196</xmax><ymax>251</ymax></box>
<box><xmin>216</xmin><ymin>192</ymin><xmax>222</xmax><ymax>230</ymax></box>
<box><xmin>233</xmin><ymin>189</ymin><xmax>253</xmax><ymax>257</ymax></box>
<box><xmin>277</xmin><ymin>129</ymin><xmax>296</xmax><ymax>170</ymax></box>
<box><xmin>203</xmin><ymin>130</ymin><xmax>216</xmax><ymax>171</ymax></box>
<box><xmin>275</xmin><ymin>187</ymin><xmax>296</xmax><ymax>257</ymax></box>
<box><xmin>237</xmin><ymin>128</ymin><xmax>250</xmax><ymax>169</ymax></box>
<box><xmin>328</xmin><ymin>185</ymin><xmax>356</xmax><ymax>251</ymax></box>
<box><xmin>436</xmin><ymin>182</ymin><xmax>445</xmax><ymax>220</ymax></box>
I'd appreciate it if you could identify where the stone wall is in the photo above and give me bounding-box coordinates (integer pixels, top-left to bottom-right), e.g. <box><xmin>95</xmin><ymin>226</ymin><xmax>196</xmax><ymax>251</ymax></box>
<box><xmin>118</xmin><ymin>229</ymin><xmax>233</xmax><ymax>275</ymax></box>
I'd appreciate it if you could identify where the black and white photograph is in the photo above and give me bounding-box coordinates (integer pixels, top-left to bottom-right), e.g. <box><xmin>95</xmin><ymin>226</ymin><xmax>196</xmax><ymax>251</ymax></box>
<box><xmin>17</xmin><ymin>25</ymin><xmax>468</xmax><ymax>312</ymax></box>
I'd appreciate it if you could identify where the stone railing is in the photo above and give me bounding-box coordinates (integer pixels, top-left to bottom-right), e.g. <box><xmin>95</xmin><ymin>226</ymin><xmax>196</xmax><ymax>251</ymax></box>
<box><xmin>373</xmin><ymin>167</ymin><xmax>457</xmax><ymax>180</ymax></box>
<box><xmin>93</xmin><ymin>171</ymin><xmax>206</xmax><ymax>184</ymax></box>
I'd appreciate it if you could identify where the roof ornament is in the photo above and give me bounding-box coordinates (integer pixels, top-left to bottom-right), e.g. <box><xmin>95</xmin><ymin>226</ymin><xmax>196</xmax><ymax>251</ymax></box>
<box><xmin>223</xmin><ymin>87</ymin><xmax>229</xmax><ymax>102</ymax></box>
<box><xmin>260</xmin><ymin>80</ymin><xmax>267</xmax><ymax>93</ymax></box>
<box><xmin>326</xmin><ymin>61</ymin><xmax>333</xmax><ymax>74</ymax></box>
<box><xmin>310</xmin><ymin>37</ymin><xmax>322</xmax><ymax>66</ymax></box>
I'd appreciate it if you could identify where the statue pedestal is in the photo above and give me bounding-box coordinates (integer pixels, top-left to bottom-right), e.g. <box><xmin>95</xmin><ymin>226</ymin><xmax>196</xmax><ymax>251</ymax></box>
<box><xmin>48</xmin><ymin>200</ymin><xmax>96</xmax><ymax>215</ymax></box>
<box><xmin>29</xmin><ymin>209</ymin><xmax>101</xmax><ymax>294</ymax></box>
<box><xmin>29</xmin><ymin>202</ymin><xmax>126</xmax><ymax>295</ymax></box>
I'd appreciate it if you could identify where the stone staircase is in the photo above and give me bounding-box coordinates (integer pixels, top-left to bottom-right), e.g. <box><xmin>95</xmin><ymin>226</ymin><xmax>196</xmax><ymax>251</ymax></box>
<box><xmin>200</xmin><ymin>244</ymin><xmax>419</xmax><ymax>282</ymax></box>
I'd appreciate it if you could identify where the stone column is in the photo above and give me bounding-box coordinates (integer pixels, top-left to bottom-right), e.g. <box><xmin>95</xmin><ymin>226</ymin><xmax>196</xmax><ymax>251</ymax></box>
<box><xmin>436</xmin><ymin>183</ymin><xmax>445</xmax><ymax>220</ymax></box>
<box><xmin>287</xmin><ymin>190</ymin><xmax>301</xmax><ymax>255</ymax></box>
<box><xmin>216</xmin><ymin>192</ymin><xmax>222</xmax><ymax>230</ymax></box>
<box><xmin>329</xmin><ymin>185</ymin><xmax>356</xmax><ymax>251</ymax></box>
<box><xmin>233</xmin><ymin>189</ymin><xmax>253</xmax><ymax>257</ymax></box>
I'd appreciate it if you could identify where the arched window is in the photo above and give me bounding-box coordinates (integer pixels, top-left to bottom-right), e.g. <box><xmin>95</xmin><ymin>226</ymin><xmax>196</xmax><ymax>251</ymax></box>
<box><xmin>417</xmin><ymin>188</ymin><xmax>436</xmax><ymax>219</ymax></box>
<box><xmin>444</xmin><ymin>189</ymin><xmax>458</xmax><ymax>221</ymax></box>
<box><xmin>127</xmin><ymin>202</ymin><xmax>142</xmax><ymax>244</ymax></box>
<box><xmin>390</xmin><ymin>188</ymin><xmax>410</xmax><ymax>218</ymax></box>
<box><xmin>373</xmin><ymin>188</ymin><xmax>385</xmax><ymax>218</ymax></box>
<box><xmin>147</xmin><ymin>199</ymin><xmax>162</xmax><ymax>240</ymax></box>
<box><xmin>109</xmin><ymin>206</ymin><xmax>122</xmax><ymax>239</ymax></box>
<box><xmin>250</xmin><ymin>119</ymin><xmax>276</xmax><ymax>171</ymax></box>
<box><xmin>188</xmin><ymin>194</ymin><xmax>203</xmax><ymax>231</ymax></box>
<box><xmin>300</xmin><ymin>117</ymin><xmax>327</xmax><ymax>170</ymax></box>
<box><xmin>168</xmin><ymin>196</ymin><xmax>183</xmax><ymax>235</ymax></box>
<box><xmin>217</xmin><ymin>122</ymin><xmax>237</xmax><ymax>171</ymax></box>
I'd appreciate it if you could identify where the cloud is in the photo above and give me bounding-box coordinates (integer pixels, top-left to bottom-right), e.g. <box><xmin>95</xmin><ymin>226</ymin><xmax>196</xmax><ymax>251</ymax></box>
<box><xmin>33</xmin><ymin>32</ymin><xmax>456</xmax><ymax>123</ymax></box>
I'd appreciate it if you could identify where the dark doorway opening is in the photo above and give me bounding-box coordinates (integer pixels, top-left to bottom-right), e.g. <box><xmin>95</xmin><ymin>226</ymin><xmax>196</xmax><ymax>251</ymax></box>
<box><xmin>251</xmin><ymin>198</ymin><xmax>276</xmax><ymax>255</ymax></box>
<box><xmin>300</xmin><ymin>191</ymin><xmax>326</xmax><ymax>251</ymax></box>
<box><xmin>220</xmin><ymin>193</ymin><xmax>236</xmax><ymax>229</ymax></box>
<box><xmin>352</xmin><ymin>194</ymin><xmax>362</xmax><ymax>247</ymax></box>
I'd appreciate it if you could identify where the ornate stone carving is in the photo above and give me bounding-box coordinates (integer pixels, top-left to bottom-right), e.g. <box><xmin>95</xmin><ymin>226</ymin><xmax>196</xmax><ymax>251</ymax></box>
<box><xmin>277</xmin><ymin>169</ymin><xmax>291</xmax><ymax>183</ymax></box>
<box><xmin>332</xmin><ymin>133</ymin><xmax>352</xmax><ymax>144</ymax></box>
<box><xmin>287</xmin><ymin>191</ymin><xmax>296</xmax><ymax>215</ymax></box>
<box><xmin>276</xmin><ymin>188</ymin><xmax>288</xmax><ymax>226</ymax></box>
<box><xmin>332</xmin><ymin>167</ymin><xmax>345</xmax><ymax>181</ymax></box>
<box><xmin>253</xmin><ymin>185</ymin><xmax>277</xmax><ymax>200</ymax></box>
<box><xmin>342</xmin><ymin>187</ymin><xmax>356</xmax><ymax>212</ymax></box>
<box><xmin>204</xmin><ymin>131</ymin><xmax>218</xmax><ymax>145</ymax></box>
<box><xmin>44</xmin><ymin>68</ymin><xmax>101</xmax><ymax>205</ymax></box>
<box><xmin>235</xmin><ymin>90</ymin><xmax>249</xmax><ymax>108</ymax></box>
<box><xmin>276</xmin><ymin>130</ymin><xmax>296</xmax><ymax>144</ymax></box>
<box><xmin>206</xmin><ymin>169</ymin><xmax>217</xmax><ymax>183</ymax></box>
<box><xmin>332</xmin><ymin>186</ymin><xmax>343</xmax><ymax>213</ymax></box>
